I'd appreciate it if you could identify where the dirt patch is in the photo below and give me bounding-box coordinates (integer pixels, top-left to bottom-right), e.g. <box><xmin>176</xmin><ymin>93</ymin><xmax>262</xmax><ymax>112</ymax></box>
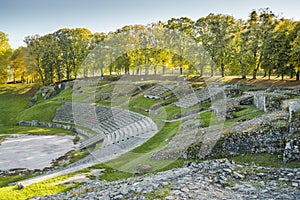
<box><xmin>0</xmin><ymin>134</ymin><xmax>78</xmax><ymax>171</ymax></box>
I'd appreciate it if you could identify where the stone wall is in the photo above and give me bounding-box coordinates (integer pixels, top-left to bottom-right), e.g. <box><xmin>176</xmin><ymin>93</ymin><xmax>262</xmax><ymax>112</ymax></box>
<box><xmin>283</xmin><ymin>99</ymin><xmax>300</xmax><ymax>162</ymax></box>
<box><xmin>183</xmin><ymin>111</ymin><xmax>290</xmax><ymax>159</ymax></box>
<box><xmin>209</xmin><ymin>127</ymin><xmax>289</xmax><ymax>157</ymax></box>
<box><xmin>283</xmin><ymin>134</ymin><xmax>300</xmax><ymax>162</ymax></box>
<box><xmin>18</xmin><ymin>120</ymin><xmax>93</xmax><ymax>138</ymax></box>
<box><xmin>253</xmin><ymin>92</ymin><xmax>288</xmax><ymax>112</ymax></box>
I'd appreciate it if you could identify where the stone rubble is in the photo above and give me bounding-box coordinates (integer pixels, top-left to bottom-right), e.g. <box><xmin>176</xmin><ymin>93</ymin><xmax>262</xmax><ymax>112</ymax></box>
<box><xmin>31</xmin><ymin>159</ymin><xmax>300</xmax><ymax>200</ymax></box>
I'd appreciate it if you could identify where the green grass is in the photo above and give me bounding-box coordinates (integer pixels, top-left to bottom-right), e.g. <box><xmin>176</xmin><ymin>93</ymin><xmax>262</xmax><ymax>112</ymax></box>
<box><xmin>229</xmin><ymin>153</ymin><xmax>300</xmax><ymax>168</ymax></box>
<box><xmin>0</xmin><ymin>174</ymin><xmax>81</xmax><ymax>200</ymax></box>
<box><xmin>0</xmin><ymin>84</ymin><xmax>35</xmax><ymax>131</ymax></box>
<box><xmin>199</xmin><ymin>105</ymin><xmax>265</xmax><ymax>128</ymax></box>
<box><xmin>17</xmin><ymin>101</ymin><xmax>63</xmax><ymax>122</ymax></box>
<box><xmin>132</xmin><ymin>121</ymin><xmax>180</xmax><ymax>153</ymax></box>
<box><xmin>199</xmin><ymin>111</ymin><xmax>220</xmax><ymax>126</ymax></box>
<box><xmin>0</xmin><ymin>174</ymin><xmax>34</xmax><ymax>188</ymax></box>
<box><xmin>17</xmin><ymin>88</ymin><xmax>73</xmax><ymax>123</ymax></box>
<box><xmin>129</xmin><ymin>95</ymin><xmax>164</xmax><ymax>110</ymax></box>
<box><xmin>90</xmin><ymin>121</ymin><xmax>182</xmax><ymax>175</ymax></box>
<box><xmin>225</xmin><ymin>105</ymin><xmax>264</xmax><ymax>126</ymax></box>
<box><xmin>88</xmin><ymin>163</ymin><xmax>133</xmax><ymax>181</ymax></box>
<box><xmin>0</xmin><ymin>84</ymin><xmax>75</xmax><ymax>135</ymax></box>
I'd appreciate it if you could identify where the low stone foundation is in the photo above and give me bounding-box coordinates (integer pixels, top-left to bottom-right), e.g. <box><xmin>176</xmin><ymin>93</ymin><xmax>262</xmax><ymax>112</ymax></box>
<box><xmin>210</xmin><ymin>127</ymin><xmax>289</xmax><ymax>157</ymax></box>
<box><xmin>19</xmin><ymin>120</ymin><xmax>93</xmax><ymax>138</ymax></box>
<box><xmin>253</xmin><ymin>92</ymin><xmax>289</xmax><ymax>112</ymax></box>
<box><xmin>284</xmin><ymin>134</ymin><xmax>300</xmax><ymax>162</ymax></box>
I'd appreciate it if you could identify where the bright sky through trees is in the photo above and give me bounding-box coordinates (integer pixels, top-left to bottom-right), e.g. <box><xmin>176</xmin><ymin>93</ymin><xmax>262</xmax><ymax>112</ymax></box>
<box><xmin>1</xmin><ymin>0</ymin><xmax>300</xmax><ymax>49</ymax></box>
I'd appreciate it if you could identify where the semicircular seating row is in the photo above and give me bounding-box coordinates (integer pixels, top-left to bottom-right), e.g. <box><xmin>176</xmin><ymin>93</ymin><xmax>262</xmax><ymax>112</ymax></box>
<box><xmin>143</xmin><ymin>82</ymin><xmax>225</xmax><ymax>108</ymax></box>
<box><xmin>53</xmin><ymin>102</ymin><xmax>157</xmax><ymax>149</ymax></box>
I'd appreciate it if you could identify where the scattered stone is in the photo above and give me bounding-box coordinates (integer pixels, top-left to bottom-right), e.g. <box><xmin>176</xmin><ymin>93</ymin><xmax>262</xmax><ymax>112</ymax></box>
<box><xmin>134</xmin><ymin>164</ymin><xmax>152</xmax><ymax>175</ymax></box>
<box><xmin>30</xmin><ymin>159</ymin><xmax>300</xmax><ymax>200</ymax></box>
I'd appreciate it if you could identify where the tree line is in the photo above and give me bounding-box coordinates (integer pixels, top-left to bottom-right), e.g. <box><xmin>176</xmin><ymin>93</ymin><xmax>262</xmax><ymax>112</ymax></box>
<box><xmin>0</xmin><ymin>8</ymin><xmax>299</xmax><ymax>85</ymax></box>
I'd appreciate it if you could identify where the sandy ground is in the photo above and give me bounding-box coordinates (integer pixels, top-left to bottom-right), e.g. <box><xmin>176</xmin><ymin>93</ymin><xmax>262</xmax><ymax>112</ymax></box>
<box><xmin>0</xmin><ymin>134</ymin><xmax>78</xmax><ymax>170</ymax></box>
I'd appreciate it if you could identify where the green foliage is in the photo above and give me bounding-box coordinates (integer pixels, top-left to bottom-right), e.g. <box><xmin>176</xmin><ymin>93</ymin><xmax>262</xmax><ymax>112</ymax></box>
<box><xmin>0</xmin><ymin>32</ymin><xmax>11</xmax><ymax>83</ymax></box>
<box><xmin>2</xmin><ymin>9</ymin><xmax>300</xmax><ymax>83</ymax></box>
<box><xmin>195</xmin><ymin>13</ymin><xmax>237</xmax><ymax>77</ymax></box>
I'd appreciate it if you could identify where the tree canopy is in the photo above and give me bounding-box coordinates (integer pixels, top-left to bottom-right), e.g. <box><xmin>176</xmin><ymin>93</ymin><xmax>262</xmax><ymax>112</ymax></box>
<box><xmin>1</xmin><ymin>8</ymin><xmax>300</xmax><ymax>85</ymax></box>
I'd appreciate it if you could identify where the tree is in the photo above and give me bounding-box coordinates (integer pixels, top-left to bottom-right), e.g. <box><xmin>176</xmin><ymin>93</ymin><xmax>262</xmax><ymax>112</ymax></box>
<box><xmin>195</xmin><ymin>14</ymin><xmax>237</xmax><ymax>77</ymax></box>
<box><xmin>290</xmin><ymin>24</ymin><xmax>300</xmax><ymax>80</ymax></box>
<box><xmin>244</xmin><ymin>9</ymin><xmax>276</xmax><ymax>79</ymax></box>
<box><xmin>262</xmin><ymin>19</ymin><xmax>297</xmax><ymax>80</ymax></box>
<box><xmin>40</xmin><ymin>34</ymin><xmax>64</xmax><ymax>83</ymax></box>
<box><xmin>53</xmin><ymin>28</ymin><xmax>92</xmax><ymax>80</ymax></box>
<box><xmin>0</xmin><ymin>32</ymin><xmax>11</xmax><ymax>83</ymax></box>
<box><xmin>9</xmin><ymin>47</ymin><xmax>27</xmax><ymax>83</ymax></box>
<box><xmin>165</xmin><ymin>17</ymin><xmax>194</xmax><ymax>75</ymax></box>
<box><xmin>24</xmin><ymin>35</ymin><xmax>45</xmax><ymax>85</ymax></box>
<box><xmin>226</xmin><ymin>20</ymin><xmax>252</xmax><ymax>79</ymax></box>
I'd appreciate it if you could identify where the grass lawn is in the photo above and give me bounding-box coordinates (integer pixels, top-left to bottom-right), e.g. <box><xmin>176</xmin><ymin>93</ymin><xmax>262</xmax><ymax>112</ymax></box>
<box><xmin>0</xmin><ymin>84</ymin><xmax>35</xmax><ymax>132</ymax></box>
<box><xmin>224</xmin><ymin>105</ymin><xmax>265</xmax><ymax>127</ymax></box>
<box><xmin>0</xmin><ymin>84</ymin><xmax>76</xmax><ymax>135</ymax></box>
<box><xmin>0</xmin><ymin>173</ymin><xmax>82</xmax><ymax>200</ymax></box>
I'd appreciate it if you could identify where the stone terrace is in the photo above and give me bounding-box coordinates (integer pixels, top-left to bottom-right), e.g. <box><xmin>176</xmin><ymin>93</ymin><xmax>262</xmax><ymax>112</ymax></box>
<box><xmin>53</xmin><ymin>102</ymin><xmax>157</xmax><ymax>149</ymax></box>
<box><xmin>18</xmin><ymin>102</ymin><xmax>158</xmax><ymax>187</ymax></box>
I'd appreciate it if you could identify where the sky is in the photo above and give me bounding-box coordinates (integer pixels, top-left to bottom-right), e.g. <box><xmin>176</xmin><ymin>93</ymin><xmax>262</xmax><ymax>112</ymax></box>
<box><xmin>1</xmin><ymin>0</ymin><xmax>300</xmax><ymax>49</ymax></box>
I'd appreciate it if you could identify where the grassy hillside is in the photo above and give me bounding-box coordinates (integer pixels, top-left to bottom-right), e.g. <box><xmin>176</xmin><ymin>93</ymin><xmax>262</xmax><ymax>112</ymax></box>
<box><xmin>0</xmin><ymin>84</ymin><xmax>73</xmax><ymax>135</ymax></box>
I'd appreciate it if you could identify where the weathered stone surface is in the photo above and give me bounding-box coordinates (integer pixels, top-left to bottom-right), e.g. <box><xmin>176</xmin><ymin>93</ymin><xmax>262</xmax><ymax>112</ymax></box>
<box><xmin>284</xmin><ymin>133</ymin><xmax>300</xmax><ymax>162</ymax></box>
<box><xmin>253</xmin><ymin>91</ymin><xmax>289</xmax><ymax>112</ymax></box>
<box><xmin>134</xmin><ymin>164</ymin><xmax>152</xmax><ymax>175</ymax></box>
<box><xmin>183</xmin><ymin>111</ymin><xmax>290</xmax><ymax>159</ymax></box>
<box><xmin>282</xmin><ymin>99</ymin><xmax>300</xmax><ymax>162</ymax></box>
<box><xmin>30</xmin><ymin>159</ymin><xmax>300</xmax><ymax>200</ymax></box>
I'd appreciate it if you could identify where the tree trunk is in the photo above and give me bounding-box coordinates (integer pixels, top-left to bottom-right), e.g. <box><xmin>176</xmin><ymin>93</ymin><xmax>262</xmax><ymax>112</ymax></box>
<box><xmin>252</xmin><ymin>69</ymin><xmax>257</xmax><ymax>79</ymax></box>
<box><xmin>290</xmin><ymin>71</ymin><xmax>294</xmax><ymax>79</ymax></box>
<box><xmin>296</xmin><ymin>70</ymin><xmax>299</xmax><ymax>81</ymax></box>
<box><xmin>66</xmin><ymin>67</ymin><xmax>70</xmax><ymax>80</ymax></box>
<box><xmin>210</xmin><ymin>68</ymin><xmax>214</xmax><ymax>77</ymax></box>
<box><xmin>180</xmin><ymin>67</ymin><xmax>183</xmax><ymax>75</ymax></box>
<box><xmin>242</xmin><ymin>75</ymin><xmax>246</xmax><ymax>79</ymax></box>
<box><xmin>221</xmin><ymin>66</ymin><xmax>225</xmax><ymax>77</ymax></box>
<box><xmin>263</xmin><ymin>70</ymin><xmax>267</xmax><ymax>78</ymax></box>
<box><xmin>199</xmin><ymin>65</ymin><xmax>203</xmax><ymax>77</ymax></box>
<box><xmin>99</xmin><ymin>66</ymin><xmax>103</xmax><ymax>77</ymax></box>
